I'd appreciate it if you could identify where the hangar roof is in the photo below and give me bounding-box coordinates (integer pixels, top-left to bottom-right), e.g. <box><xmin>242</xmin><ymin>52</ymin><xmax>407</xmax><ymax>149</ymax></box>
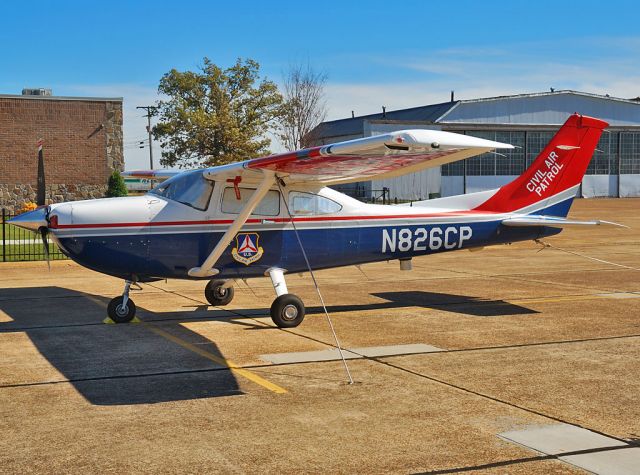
<box><xmin>440</xmin><ymin>90</ymin><xmax>640</xmax><ymax>126</ymax></box>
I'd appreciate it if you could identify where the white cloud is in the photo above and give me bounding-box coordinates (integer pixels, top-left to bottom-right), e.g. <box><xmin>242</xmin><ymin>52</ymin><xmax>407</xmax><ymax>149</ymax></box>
<box><xmin>323</xmin><ymin>41</ymin><xmax>640</xmax><ymax>121</ymax></box>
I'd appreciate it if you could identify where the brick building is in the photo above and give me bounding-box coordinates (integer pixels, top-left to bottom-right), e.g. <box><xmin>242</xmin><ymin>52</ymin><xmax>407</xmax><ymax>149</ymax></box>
<box><xmin>0</xmin><ymin>90</ymin><xmax>123</xmax><ymax>212</ymax></box>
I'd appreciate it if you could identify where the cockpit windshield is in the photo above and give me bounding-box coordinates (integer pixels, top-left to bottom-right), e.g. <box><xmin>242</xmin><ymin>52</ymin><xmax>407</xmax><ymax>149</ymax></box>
<box><xmin>149</xmin><ymin>170</ymin><xmax>214</xmax><ymax>211</ymax></box>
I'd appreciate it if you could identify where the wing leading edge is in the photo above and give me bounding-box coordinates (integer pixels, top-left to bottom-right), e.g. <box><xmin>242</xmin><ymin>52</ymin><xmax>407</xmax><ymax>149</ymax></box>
<box><xmin>201</xmin><ymin>129</ymin><xmax>513</xmax><ymax>185</ymax></box>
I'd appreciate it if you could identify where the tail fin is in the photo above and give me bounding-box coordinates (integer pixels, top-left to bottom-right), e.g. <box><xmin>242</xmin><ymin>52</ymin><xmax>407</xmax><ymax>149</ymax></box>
<box><xmin>474</xmin><ymin>114</ymin><xmax>608</xmax><ymax>216</ymax></box>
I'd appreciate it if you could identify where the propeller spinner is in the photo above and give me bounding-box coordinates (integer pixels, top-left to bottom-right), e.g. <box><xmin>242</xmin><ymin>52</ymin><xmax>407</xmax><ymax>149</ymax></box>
<box><xmin>9</xmin><ymin>206</ymin><xmax>52</xmax><ymax>269</ymax></box>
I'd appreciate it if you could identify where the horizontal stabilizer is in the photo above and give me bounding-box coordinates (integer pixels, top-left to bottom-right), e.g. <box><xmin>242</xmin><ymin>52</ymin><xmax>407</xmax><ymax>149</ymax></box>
<box><xmin>502</xmin><ymin>216</ymin><xmax>628</xmax><ymax>228</ymax></box>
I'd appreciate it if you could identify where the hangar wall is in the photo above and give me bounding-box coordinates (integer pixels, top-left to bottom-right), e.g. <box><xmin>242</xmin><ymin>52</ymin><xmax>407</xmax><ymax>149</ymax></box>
<box><xmin>439</xmin><ymin>93</ymin><xmax>640</xmax><ymax>198</ymax></box>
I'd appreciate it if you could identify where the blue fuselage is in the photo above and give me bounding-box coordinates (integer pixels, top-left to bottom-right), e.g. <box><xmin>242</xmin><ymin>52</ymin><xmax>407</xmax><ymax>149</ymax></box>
<box><xmin>53</xmin><ymin>218</ymin><xmax>560</xmax><ymax>282</ymax></box>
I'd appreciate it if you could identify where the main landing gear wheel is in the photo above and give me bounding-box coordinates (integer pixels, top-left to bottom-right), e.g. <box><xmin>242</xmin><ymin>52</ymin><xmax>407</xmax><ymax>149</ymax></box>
<box><xmin>270</xmin><ymin>294</ymin><xmax>305</xmax><ymax>328</ymax></box>
<box><xmin>107</xmin><ymin>296</ymin><xmax>137</xmax><ymax>323</ymax></box>
<box><xmin>205</xmin><ymin>279</ymin><xmax>234</xmax><ymax>306</ymax></box>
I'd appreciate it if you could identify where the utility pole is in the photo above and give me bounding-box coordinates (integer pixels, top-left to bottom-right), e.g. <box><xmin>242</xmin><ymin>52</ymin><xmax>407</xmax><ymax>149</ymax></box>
<box><xmin>136</xmin><ymin>106</ymin><xmax>157</xmax><ymax>169</ymax></box>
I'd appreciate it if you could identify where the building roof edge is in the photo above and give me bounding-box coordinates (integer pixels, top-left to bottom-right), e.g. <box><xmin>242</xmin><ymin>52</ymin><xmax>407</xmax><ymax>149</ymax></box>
<box><xmin>0</xmin><ymin>94</ymin><xmax>123</xmax><ymax>102</ymax></box>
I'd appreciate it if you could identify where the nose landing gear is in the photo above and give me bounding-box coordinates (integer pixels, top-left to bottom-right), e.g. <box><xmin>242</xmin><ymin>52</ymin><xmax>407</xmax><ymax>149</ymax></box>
<box><xmin>107</xmin><ymin>280</ymin><xmax>137</xmax><ymax>323</ymax></box>
<box><xmin>204</xmin><ymin>279</ymin><xmax>235</xmax><ymax>306</ymax></box>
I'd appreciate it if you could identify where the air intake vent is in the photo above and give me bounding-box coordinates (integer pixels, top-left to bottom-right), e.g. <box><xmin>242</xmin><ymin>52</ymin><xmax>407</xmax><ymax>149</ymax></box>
<box><xmin>22</xmin><ymin>88</ymin><xmax>52</xmax><ymax>96</ymax></box>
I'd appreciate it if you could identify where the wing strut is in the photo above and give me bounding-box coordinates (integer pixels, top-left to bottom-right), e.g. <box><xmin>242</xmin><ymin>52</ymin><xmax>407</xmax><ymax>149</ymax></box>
<box><xmin>188</xmin><ymin>170</ymin><xmax>275</xmax><ymax>278</ymax></box>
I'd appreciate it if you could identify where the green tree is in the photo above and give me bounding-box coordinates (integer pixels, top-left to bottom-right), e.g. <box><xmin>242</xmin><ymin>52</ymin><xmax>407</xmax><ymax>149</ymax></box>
<box><xmin>106</xmin><ymin>170</ymin><xmax>128</xmax><ymax>197</ymax></box>
<box><xmin>153</xmin><ymin>57</ymin><xmax>283</xmax><ymax>168</ymax></box>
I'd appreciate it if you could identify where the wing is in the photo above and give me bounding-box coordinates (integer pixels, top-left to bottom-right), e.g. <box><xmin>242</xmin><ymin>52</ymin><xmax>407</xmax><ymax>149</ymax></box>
<box><xmin>122</xmin><ymin>170</ymin><xmax>179</xmax><ymax>181</ymax></box>
<box><xmin>201</xmin><ymin>129</ymin><xmax>513</xmax><ymax>185</ymax></box>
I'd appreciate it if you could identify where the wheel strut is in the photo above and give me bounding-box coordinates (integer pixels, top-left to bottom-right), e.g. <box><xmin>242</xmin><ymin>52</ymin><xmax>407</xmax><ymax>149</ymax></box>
<box><xmin>107</xmin><ymin>279</ymin><xmax>137</xmax><ymax>323</ymax></box>
<box><xmin>121</xmin><ymin>280</ymin><xmax>132</xmax><ymax>309</ymax></box>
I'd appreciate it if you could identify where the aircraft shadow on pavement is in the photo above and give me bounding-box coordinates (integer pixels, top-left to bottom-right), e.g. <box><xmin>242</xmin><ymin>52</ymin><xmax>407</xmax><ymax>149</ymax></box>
<box><xmin>0</xmin><ymin>287</ymin><xmax>242</xmax><ymax>406</ymax></box>
<box><xmin>369</xmin><ymin>291</ymin><xmax>539</xmax><ymax>317</ymax></box>
<box><xmin>144</xmin><ymin>290</ymin><xmax>538</xmax><ymax>328</ymax></box>
<box><xmin>237</xmin><ymin>291</ymin><xmax>535</xmax><ymax>318</ymax></box>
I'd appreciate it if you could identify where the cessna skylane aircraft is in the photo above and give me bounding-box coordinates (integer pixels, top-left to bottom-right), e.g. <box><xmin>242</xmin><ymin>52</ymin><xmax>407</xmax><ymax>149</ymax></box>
<box><xmin>11</xmin><ymin>114</ymin><xmax>612</xmax><ymax>328</ymax></box>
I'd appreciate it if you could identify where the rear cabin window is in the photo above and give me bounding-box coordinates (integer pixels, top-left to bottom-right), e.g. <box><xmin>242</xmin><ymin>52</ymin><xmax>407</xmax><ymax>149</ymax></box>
<box><xmin>221</xmin><ymin>187</ymin><xmax>281</xmax><ymax>216</ymax></box>
<box><xmin>288</xmin><ymin>192</ymin><xmax>342</xmax><ymax>216</ymax></box>
<box><xmin>149</xmin><ymin>171</ymin><xmax>214</xmax><ymax>211</ymax></box>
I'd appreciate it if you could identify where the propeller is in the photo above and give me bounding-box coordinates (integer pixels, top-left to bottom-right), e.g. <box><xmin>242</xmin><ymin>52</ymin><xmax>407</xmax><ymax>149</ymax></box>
<box><xmin>37</xmin><ymin>206</ymin><xmax>51</xmax><ymax>270</ymax></box>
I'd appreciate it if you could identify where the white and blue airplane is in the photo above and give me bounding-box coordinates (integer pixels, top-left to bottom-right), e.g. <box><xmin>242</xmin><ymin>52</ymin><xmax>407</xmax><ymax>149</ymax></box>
<box><xmin>11</xmin><ymin>114</ymin><xmax>612</xmax><ymax>328</ymax></box>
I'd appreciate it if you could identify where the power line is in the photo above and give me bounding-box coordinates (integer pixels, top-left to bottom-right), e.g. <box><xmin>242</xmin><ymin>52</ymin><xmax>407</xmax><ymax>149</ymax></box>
<box><xmin>124</xmin><ymin>137</ymin><xmax>149</xmax><ymax>144</ymax></box>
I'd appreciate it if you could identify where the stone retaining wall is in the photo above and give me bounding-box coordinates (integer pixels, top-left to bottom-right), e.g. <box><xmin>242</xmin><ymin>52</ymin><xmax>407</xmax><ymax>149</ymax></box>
<box><xmin>0</xmin><ymin>184</ymin><xmax>107</xmax><ymax>214</ymax></box>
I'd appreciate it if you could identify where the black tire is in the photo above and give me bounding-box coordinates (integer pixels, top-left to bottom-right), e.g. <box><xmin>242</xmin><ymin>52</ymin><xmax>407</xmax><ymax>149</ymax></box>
<box><xmin>270</xmin><ymin>294</ymin><xmax>305</xmax><ymax>328</ymax></box>
<box><xmin>205</xmin><ymin>280</ymin><xmax>234</xmax><ymax>306</ymax></box>
<box><xmin>107</xmin><ymin>296</ymin><xmax>136</xmax><ymax>323</ymax></box>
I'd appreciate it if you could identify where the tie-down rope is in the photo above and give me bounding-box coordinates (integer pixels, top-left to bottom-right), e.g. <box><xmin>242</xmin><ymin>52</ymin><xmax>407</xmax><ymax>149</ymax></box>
<box><xmin>535</xmin><ymin>239</ymin><xmax>640</xmax><ymax>272</ymax></box>
<box><xmin>277</xmin><ymin>180</ymin><xmax>354</xmax><ymax>384</ymax></box>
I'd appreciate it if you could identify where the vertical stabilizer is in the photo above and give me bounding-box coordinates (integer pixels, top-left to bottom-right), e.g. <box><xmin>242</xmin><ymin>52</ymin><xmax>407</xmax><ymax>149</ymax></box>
<box><xmin>474</xmin><ymin>114</ymin><xmax>608</xmax><ymax>216</ymax></box>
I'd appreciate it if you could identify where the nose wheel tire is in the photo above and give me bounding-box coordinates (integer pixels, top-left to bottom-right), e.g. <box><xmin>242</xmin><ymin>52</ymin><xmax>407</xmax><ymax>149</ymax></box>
<box><xmin>205</xmin><ymin>280</ymin><xmax>235</xmax><ymax>306</ymax></box>
<box><xmin>107</xmin><ymin>296</ymin><xmax>137</xmax><ymax>323</ymax></box>
<box><xmin>270</xmin><ymin>294</ymin><xmax>305</xmax><ymax>328</ymax></box>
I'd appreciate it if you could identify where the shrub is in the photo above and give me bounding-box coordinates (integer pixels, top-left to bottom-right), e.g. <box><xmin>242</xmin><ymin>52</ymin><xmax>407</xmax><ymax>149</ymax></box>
<box><xmin>106</xmin><ymin>170</ymin><xmax>128</xmax><ymax>198</ymax></box>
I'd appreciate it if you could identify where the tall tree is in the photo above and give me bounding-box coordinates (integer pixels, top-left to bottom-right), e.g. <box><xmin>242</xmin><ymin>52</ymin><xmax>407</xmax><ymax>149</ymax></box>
<box><xmin>153</xmin><ymin>58</ymin><xmax>283</xmax><ymax>168</ymax></box>
<box><xmin>276</xmin><ymin>63</ymin><xmax>328</xmax><ymax>151</ymax></box>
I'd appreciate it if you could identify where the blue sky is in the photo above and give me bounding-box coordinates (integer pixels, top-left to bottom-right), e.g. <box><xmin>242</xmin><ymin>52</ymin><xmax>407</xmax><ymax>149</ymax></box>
<box><xmin>1</xmin><ymin>0</ymin><xmax>639</xmax><ymax>168</ymax></box>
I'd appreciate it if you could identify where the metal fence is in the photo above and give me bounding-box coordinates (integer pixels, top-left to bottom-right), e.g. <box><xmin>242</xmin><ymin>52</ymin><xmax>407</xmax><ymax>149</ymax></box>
<box><xmin>1</xmin><ymin>209</ymin><xmax>67</xmax><ymax>262</ymax></box>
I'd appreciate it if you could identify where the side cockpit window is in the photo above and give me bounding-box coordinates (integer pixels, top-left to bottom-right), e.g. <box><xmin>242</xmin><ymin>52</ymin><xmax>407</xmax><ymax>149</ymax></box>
<box><xmin>149</xmin><ymin>170</ymin><xmax>214</xmax><ymax>211</ymax></box>
<box><xmin>221</xmin><ymin>187</ymin><xmax>281</xmax><ymax>216</ymax></box>
<box><xmin>288</xmin><ymin>191</ymin><xmax>342</xmax><ymax>216</ymax></box>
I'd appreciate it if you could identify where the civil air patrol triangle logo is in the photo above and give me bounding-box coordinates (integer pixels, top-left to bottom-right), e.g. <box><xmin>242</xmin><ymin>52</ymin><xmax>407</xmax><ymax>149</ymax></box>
<box><xmin>231</xmin><ymin>232</ymin><xmax>264</xmax><ymax>265</ymax></box>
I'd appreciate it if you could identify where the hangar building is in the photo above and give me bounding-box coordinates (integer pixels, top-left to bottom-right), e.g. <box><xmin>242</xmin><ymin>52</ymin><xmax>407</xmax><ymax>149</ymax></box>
<box><xmin>308</xmin><ymin>90</ymin><xmax>640</xmax><ymax>200</ymax></box>
<box><xmin>0</xmin><ymin>89</ymin><xmax>124</xmax><ymax>213</ymax></box>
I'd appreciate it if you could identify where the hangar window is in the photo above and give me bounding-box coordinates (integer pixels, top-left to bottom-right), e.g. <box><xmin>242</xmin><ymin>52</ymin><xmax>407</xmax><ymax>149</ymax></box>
<box><xmin>288</xmin><ymin>191</ymin><xmax>342</xmax><ymax>215</ymax></box>
<box><xmin>462</xmin><ymin>131</ymin><xmax>525</xmax><ymax>176</ymax></box>
<box><xmin>149</xmin><ymin>170</ymin><xmax>214</xmax><ymax>211</ymax></box>
<box><xmin>621</xmin><ymin>132</ymin><xmax>640</xmax><ymax>174</ymax></box>
<box><xmin>526</xmin><ymin>131</ymin><xmax>555</xmax><ymax>167</ymax></box>
<box><xmin>441</xmin><ymin>159</ymin><xmax>464</xmax><ymax>177</ymax></box>
<box><xmin>221</xmin><ymin>187</ymin><xmax>281</xmax><ymax>216</ymax></box>
<box><xmin>587</xmin><ymin>133</ymin><xmax>618</xmax><ymax>175</ymax></box>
